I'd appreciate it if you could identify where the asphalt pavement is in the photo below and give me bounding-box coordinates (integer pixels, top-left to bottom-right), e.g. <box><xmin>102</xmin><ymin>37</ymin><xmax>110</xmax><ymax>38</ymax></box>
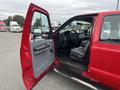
<box><xmin>0</xmin><ymin>32</ymin><xmax>91</xmax><ymax>90</ymax></box>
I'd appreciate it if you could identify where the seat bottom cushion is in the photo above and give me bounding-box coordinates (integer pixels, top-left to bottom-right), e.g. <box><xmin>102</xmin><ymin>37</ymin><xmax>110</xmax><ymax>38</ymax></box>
<box><xmin>70</xmin><ymin>47</ymin><xmax>85</xmax><ymax>63</ymax></box>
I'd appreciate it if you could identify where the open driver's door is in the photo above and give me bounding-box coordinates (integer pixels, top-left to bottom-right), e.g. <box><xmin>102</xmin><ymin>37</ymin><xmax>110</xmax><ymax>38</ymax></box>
<box><xmin>20</xmin><ymin>3</ymin><xmax>55</xmax><ymax>90</ymax></box>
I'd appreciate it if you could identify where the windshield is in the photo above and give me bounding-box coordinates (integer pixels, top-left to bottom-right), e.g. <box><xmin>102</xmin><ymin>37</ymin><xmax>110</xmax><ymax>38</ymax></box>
<box><xmin>60</xmin><ymin>20</ymin><xmax>91</xmax><ymax>33</ymax></box>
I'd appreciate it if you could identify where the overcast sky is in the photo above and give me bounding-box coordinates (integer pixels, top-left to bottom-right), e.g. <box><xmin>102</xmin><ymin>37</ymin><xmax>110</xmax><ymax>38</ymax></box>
<box><xmin>0</xmin><ymin>0</ymin><xmax>118</xmax><ymax>23</ymax></box>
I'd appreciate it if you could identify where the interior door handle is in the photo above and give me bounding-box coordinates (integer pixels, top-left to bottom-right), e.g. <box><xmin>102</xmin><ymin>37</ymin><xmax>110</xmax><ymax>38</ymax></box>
<box><xmin>33</xmin><ymin>44</ymin><xmax>50</xmax><ymax>52</ymax></box>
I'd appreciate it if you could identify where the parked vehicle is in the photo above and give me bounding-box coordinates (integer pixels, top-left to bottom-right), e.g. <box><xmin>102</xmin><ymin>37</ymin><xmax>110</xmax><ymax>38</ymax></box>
<box><xmin>20</xmin><ymin>3</ymin><xmax>120</xmax><ymax>90</ymax></box>
<box><xmin>10</xmin><ymin>21</ymin><xmax>22</xmax><ymax>32</ymax></box>
<box><xmin>0</xmin><ymin>22</ymin><xmax>7</xmax><ymax>32</ymax></box>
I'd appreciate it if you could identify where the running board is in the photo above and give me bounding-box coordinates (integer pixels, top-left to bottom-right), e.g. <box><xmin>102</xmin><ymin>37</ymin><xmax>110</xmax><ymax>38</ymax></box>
<box><xmin>54</xmin><ymin>68</ymin><xmax>99</xmax><ymax>90</ymax></box>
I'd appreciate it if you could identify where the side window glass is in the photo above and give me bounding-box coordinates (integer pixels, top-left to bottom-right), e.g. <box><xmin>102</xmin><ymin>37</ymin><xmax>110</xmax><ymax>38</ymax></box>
<box><xmin>100</xmin><ymin>15</ymin><xmax>120</xmax><ymax>43</ymax></box>
<box><xmin>30</xmin><ymin>12</ymin><xmax>50</xmax><ymax>40</ymax></box>
<box><xmin>100</xmin><ymin>22</ymin><xmax>111</xmax><ymax>40</ymax></box>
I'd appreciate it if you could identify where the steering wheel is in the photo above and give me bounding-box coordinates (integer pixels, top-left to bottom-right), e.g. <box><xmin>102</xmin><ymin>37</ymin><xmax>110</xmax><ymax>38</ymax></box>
<box><xmin>70</xmin><ymin>29</ymin><xmax>78</xmax><ymax>43</ymax></box>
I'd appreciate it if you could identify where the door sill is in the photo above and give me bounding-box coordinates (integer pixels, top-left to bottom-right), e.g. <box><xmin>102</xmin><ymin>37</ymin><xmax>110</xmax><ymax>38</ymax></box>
<box><xmin>54</xmin><ymin>68</ymin><xmax>99</xmax><ymax>90</ymax></box>
<box><xmin>58</xmin><ymin>57</ymin><xmax>88</xmax><ymax>75</ymax></box>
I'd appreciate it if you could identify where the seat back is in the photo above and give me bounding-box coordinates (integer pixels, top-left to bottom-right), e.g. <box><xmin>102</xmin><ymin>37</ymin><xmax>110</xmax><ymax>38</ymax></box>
<box><xmin>70</xmin><ymin>40</ymin><xmax>89</xmax><ymax>64</ymax></box>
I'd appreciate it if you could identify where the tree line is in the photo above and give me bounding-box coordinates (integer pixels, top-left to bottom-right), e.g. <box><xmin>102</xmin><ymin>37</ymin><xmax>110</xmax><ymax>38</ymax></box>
<box><xmin>3</xmin><ymin>15</ymin><xmax>25</xmax><ymax>27</ymax></box>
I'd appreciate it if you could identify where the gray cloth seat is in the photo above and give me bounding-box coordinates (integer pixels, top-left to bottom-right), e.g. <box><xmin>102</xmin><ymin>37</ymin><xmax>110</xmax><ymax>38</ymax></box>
<box><xmin>70</xmin><ymin>40</ymin><xmax>89</xmax><ymax>64</ymax></box>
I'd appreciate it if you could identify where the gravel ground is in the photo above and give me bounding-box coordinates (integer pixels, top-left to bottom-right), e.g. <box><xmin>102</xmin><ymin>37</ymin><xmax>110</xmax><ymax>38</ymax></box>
<box><xmin>0</xmin><ymin>32</ymin><xmax>91</xmax><ymax>90</ymax></box>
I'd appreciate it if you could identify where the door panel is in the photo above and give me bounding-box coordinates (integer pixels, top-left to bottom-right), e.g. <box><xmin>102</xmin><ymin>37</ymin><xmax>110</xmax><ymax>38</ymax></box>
<box><xmin>20</xmin><ymin>3</ymin><xmax>55</xmax><ymax>90</ymax></box>
<box><xmin>30</xmin><ymin>39</ymin><xmax>54</xmax><ymax>78</ymax></box>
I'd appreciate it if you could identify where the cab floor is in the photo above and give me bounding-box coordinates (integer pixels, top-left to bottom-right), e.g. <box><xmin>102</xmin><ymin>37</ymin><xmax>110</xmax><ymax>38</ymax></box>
<box><xmin>58</xmin><ymin>56</ymin><xmax>88</xmax><ymax>74</ymax></box>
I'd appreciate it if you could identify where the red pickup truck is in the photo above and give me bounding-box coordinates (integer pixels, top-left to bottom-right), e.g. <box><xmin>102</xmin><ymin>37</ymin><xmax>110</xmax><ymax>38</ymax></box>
<box><xmin>20</xmin><ymin>3</ymin><xmax>120</xmax><ymax>90</ymax></box>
